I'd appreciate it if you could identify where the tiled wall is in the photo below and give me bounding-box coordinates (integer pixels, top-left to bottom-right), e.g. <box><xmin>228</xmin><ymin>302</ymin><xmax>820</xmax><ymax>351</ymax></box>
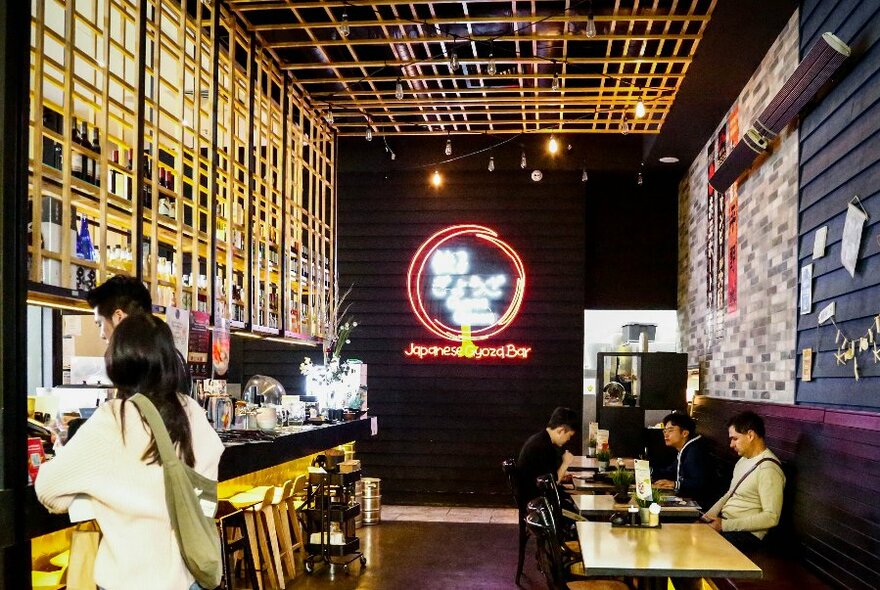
<box><xmin>678</xmin><ymin>11</ymin><xmax>800</xmax><ymax>402</ymax></box>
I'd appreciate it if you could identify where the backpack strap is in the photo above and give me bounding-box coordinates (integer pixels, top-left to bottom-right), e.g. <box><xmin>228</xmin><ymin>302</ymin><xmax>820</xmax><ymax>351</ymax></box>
<box><xmin>729</xmin><ymin>456</ymin><xmax>782</xmax><ymax>497</ymax></box>
<box><xmin>129</xmin><ymin>393</ymin><xmax>180</xmax><ymax>466</ymax></box>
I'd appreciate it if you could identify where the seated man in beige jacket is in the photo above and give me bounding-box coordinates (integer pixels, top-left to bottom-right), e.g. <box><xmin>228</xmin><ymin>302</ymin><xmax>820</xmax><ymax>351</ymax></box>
<box><xmin>704</xmin><ymin>411</ymin><xmax>785</xmax><ymax>552</ymax></box>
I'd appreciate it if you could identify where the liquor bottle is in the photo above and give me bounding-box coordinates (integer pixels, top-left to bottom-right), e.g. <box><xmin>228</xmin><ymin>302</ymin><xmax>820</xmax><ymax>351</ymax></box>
<box><xmin>76</xmin><ymin>215</ymin><xmax>94</xmax><ymax>261</ymax></box>
<box><xmin>79</xmin><ymin>121</ymin><xmax>93</xmax><ymax>184</ymax></box>
<box><xmin>71</xmin><ymin>117</ymin><xmax>82</xmax><ymax>180</ymax></box>
<box><xmin>91</xmin><ymin>127</ymin><xmax>101</xmax><ymax>187</ymax></box>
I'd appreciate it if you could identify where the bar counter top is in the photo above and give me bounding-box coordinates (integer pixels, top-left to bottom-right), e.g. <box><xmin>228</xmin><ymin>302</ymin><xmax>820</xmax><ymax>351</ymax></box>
<box><xmin>27</xmin><ymin>417</ymin><xmax>375</xmax><ymax>539</ymax></box>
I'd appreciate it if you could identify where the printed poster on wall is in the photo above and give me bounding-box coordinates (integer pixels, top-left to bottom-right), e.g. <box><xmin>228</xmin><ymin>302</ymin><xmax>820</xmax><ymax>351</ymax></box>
<box><xmin>165</xmin><ymin>306</ymin><xmax>190</xmax><ymax>361</ymax></box>
<box><xmin>212</xmin><ymin>297</ymin><xmax>230</xmax><ymax>377</ymax></box>
<box><xmin>188</xmin><ymin>310</ymin><xmax>211</xmax><ymax>379</ymax></box>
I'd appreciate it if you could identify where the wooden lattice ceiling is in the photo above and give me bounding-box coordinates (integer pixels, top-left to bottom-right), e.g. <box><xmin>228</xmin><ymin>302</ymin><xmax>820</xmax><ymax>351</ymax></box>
<box><xmin>226</xmin><ymin>0</ymin><xmax>718</xmax><ymax>136</ymax></box>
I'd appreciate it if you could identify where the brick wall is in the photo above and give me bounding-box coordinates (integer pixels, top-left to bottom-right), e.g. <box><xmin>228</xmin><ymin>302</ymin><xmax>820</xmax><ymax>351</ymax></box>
<box><xmin>678</xmin><ymin>11</ymin><xmax>800</xmax><ymax>402</ymax></box>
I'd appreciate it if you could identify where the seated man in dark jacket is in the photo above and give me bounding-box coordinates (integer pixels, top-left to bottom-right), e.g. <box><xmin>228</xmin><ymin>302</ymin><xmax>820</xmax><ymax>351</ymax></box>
<box><xmin>652</xmin><ymin>412</ymin><xmax>719</xmax><ymax>509</ymax></box>
<box><xmin>517</xmin><ymin>407</ymin><xmax>578</xmax><ymax>504</ymax></box>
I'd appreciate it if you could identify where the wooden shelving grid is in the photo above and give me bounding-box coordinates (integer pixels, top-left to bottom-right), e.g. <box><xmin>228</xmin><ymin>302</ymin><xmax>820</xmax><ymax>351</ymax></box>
<box><xmin>27</xmin><ymin>0</ymin><xmax>336</xmax><ymax>343</ymax></box>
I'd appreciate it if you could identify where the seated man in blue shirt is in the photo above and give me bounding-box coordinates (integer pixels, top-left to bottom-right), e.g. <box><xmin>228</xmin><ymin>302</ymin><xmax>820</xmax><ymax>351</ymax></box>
<box><xmin>652</xmin><ymin>412</ymin><xmax>718</xmax><ymax>509</ymax></box>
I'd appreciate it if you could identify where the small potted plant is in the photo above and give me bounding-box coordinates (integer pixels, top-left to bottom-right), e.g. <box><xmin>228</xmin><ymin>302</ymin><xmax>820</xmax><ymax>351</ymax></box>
<box><xmin>596</xmin><ymin>449</ymin><xmax>611</xmax><ymax>472</ymax></box>
<box><xmin>610</xmin><ymin>469</ymin><xmax>634</xmax><ymax>503</ymax></box>
<box><xmin>587</xmin><ymin>437</ymin><xmax>597</xmax><ymax>457</ymax></box>
<box><xmin>633</xmin><ymin>489</ymin><xmax>663</xmax><ymax>526</ymax></box>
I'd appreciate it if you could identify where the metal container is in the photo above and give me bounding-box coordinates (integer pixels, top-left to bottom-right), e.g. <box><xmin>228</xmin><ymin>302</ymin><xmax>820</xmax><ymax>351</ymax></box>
<box><xmin>361</xmin><ymin>477</ymin><xmax>381</xmax><ymax>525</ymax></box>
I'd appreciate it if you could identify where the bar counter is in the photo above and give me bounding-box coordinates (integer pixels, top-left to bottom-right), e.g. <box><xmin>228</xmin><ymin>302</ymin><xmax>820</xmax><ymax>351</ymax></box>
<box><xmin>27</xmin><ymin>417</ymin><xmax>375</xmax><ymax>539</ymax></box>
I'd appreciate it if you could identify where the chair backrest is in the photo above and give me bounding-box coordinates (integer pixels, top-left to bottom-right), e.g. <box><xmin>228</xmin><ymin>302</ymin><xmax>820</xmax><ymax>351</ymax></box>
<box><xmin>525</xmin><ymin>501</ymin><xmax>568</xmax><ymax>590</ymax></box>
<box><xmin>536</xmin><ymin>474</ymin><xmax>564</xmax><ymax>525</ymax></box>
<box><xmin>292</xmin><ymin>474</ymin><xmax>307</xmax><ymax>498</ymax></box>
<box><xmin>502</xmin><ymin>457</ymin><xmax>523</xmax><ymax>508</ymax></box>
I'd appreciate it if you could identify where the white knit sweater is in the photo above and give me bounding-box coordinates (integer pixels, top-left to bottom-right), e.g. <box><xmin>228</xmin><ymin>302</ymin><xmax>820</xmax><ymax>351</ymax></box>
<box><xmin>35</xmin><ymin>396</ymin><xmax>224</xmax><ymax>590</ymax></box>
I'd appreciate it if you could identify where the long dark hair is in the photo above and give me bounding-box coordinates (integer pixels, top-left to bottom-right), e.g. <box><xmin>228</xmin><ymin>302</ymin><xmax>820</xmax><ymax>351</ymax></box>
<box><xmin>105</xmin><ymin>313</ymin><xmax>195</xmax><ymax>467</ymax></box>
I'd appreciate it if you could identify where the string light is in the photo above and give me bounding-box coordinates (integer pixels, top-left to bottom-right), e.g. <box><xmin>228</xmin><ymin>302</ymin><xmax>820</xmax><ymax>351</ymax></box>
<box><xmin>340</xmin><ymin>12</ymin><xmax>350</xmax><ymax>38</ymax></box>
<box><xmin>548</xmin><ymin>134</ymin><xmax>559</xmax><ymax>154</ymax></box>
<box><xmin>325</xmin><ymin>110</ymin><xmax>334</xmax><ymax>125</ymax></box>
<box><xmin>635</xmin><ymin>99</ymin><xmax>646</xmax><ymax>119</ymax></box>
<box><xmin>552</xmin><ymin>72</ymin><xmax>560</xmax><ymax>92</ymax></box>
<box><xmin>520</xmin><ymin>150</ymin><xmax>527</xmax><ymax>169</ymax></box>
<box><xmin>487</xmin><ymin>155</ymin><xmax>495</xmax><ymax>172</ymax></box>
<box><xmin>637</xmin><ymin>162</ymin><xmax>644</xmax><ymax>185</ymax></box>
<box><xmin>365</xmin><ymin>118</ymin><xmax>373</xmax><ymax>141</ymax></box>
<box><xmin>619</xmin><ymin>115</ymin><xmax>630</xmax><ymax>135</ymax></box>
<box><xmin>487</xmin><ymin>43</ymin><xmax>497</xmax><ymax>76</ymax></box>
<box><xmin>445</xmin><ymin>135</ymin><xmax>453</xmax><ymax>156</ymax></box>
<box><xmin>585</xmin><ymin>1</ymin><xmax>597</xmax><ymax>38</ymax></box>
<box><xmin>582</xmin><ymin>167</ymin><xmax>589</xmax><ymax>182</ymax></box>
<box><xmin>432</xmin><ymin>170</ymin><xmax>442</xmax><ymax>187</ymax></box>
<box><xmin>450</xmin><ymin>49</ymin><xmax>459</xmax><ymax>72</ymax></box>
<box><xmin>395</xmin><ymin>77</ymin><xmax>404</xmax><ymax>100</ymax></box>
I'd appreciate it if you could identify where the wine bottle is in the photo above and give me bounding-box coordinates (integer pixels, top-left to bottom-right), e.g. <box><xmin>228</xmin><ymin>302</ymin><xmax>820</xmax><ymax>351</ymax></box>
<box><xmin>91</xmin><ymin>128</ymin><xmax>101</xmax><ymax>187</ymax></box>
<box><xmin>75</xmin><ymin>215</ymin><xmax>93</xmax><ymax>260</ymax></box>
<box><xmin>71</xmin><ymin>117</ymin><xmax>82</xmax><ymax>179</ymax></box>
<box><xmin>79</xmin><ymin>121</ymin><xmax>92</xmax><ymax>184</ymax></box>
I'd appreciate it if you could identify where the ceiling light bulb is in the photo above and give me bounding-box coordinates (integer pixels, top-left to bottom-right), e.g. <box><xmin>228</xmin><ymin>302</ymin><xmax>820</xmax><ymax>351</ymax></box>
<box><xmin>585</xmin><ymin>12</ymin><xmax>597</xmax><ymax>38</ymax></box>
<box><xmin>582</xmin><ymin>168</ymin><xmax>589</xmax><ymax>182</ymax></box>
<box><xmin>552</xmin><ymin>72</ymin><xmax>560</xmax><ymax>92</ymax></box>
<box><xmin>619</xmin><ymin>117</ymin><xmax>630</xmax><ymax>135</ymax></box>
<box><xmin>340</xmin><ymin>12</ymin><xmax>350</xmax><ymax>38</ymax></box>
<box><xmin>487</xmin><ymin>54</ymin><xmax>497</xmax><ymax>76</ymax></box>
<box><xmin>637</xmin><ymin>171</ymin><xmax>644</xmax><ymax>186</ymax></box>
<box><xmin>520</xmin><ymin>150</ymin><xmax>527</xmax><ymax>169</ymax></box>
<box><xmin>635</xmin><ymin>99</ymin><xmax>646</xmax><ymax>119</ymax></box>
<box><xmin>395</xmin><ymin>78</ymin><xmax>404</xmax><ymax>100</ymax></box>
<box><xmin>365</xmin><ymin>125</ymin><xmax>373</xmax><ymax>141</ymax></box>
<box><xmin>325</xmin><ymin>110</ymin><xmax>334</xmax><ymax>125</ymax></box>
<box><xmin>445</xmin><ymin>138</ymin><xmax>452</xmax><ymax>156</ymax></box>
<box><xmin>432</xmin><ymin>170</ymin><xmax>442</xmax><ymax>187</ymax></box>
<box><xmin>548</xmin><ymin>135</ymin><xmax>559</xmax><ymax>154</ymax></box>
<box><xmin>450</xmin><ymin>51</ymin><xmax>459</xmax><ymax>72</ymax></box>
<box><xmin>390</xmin><ymin>150</ymin><xmax>396</xmax><ymax>160</ymax></box>
<box><xmin>488</xmin><ymin>156</ymin><xmax>495</xmax><ymax>172</ymax></box>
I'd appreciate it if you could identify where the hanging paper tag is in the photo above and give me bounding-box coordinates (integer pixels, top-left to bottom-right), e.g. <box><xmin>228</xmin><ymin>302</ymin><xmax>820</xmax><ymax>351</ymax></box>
<box><xmin>802</xmin><ymin>349</ymin><xmax>813</xmax><ymax>382</ymax></box>
<box><xmin>860</xmin><ymin>337</ymin><xmax>869</xmax><ymax>352</ymax></box>
<box><xmin>841</xmin><ymin>199</ymin><xmax>868</xmax><ymax>278</ymax></box>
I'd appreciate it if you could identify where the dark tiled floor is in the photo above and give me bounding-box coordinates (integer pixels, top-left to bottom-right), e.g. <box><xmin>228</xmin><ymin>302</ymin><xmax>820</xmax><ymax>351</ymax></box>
<box><xmin>275</xmin><ymin>518</ymin><xmax>546</xmax><ymax>589</ymax></box>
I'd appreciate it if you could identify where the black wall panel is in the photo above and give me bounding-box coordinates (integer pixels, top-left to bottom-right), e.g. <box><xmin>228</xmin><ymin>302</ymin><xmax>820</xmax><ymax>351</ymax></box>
<box><xmin>796</xmin><ymin>0</ymin><xmax>880</xmax><ymax>409</ymax></box>
<box><xmin>335</xmin><ymin>156</ymin><xmax>585</xmax><ymax>505</ymax></box>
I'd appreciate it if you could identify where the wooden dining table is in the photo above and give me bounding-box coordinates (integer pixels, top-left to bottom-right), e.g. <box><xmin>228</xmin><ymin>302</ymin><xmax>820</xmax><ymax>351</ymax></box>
<box><xmin>573</xmin><ymin>494</ymin><xmax>702</xmax><ymax>521</ymax></box>
<box><xmin>575</xmin><ymin>521</ymin><xmax>762</xmax><ymax>590</ymax></box>
<box><xmin>568</xmin><ymin>456</ymin><xmax>635</xmax><ymax>470</ymax></box>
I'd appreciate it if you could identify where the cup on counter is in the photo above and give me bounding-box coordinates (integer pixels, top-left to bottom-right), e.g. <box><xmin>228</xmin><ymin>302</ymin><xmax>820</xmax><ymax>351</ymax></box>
<box><xmin>255</xmin><ymin>406</ymin><xmax>278</xmax><ymax>431</ymax></box>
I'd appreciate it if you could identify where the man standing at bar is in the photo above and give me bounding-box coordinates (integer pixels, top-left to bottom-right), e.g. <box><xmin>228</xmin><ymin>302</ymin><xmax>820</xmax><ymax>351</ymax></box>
<box><xmin>517</xmin><ymin>406</ymin><xmax>578</xmax><ymax>502</ymax></box>
<box><xmin>704</xmin><ymin>411</ymin><xmax>785</xmax><ymax>552</ymax></box>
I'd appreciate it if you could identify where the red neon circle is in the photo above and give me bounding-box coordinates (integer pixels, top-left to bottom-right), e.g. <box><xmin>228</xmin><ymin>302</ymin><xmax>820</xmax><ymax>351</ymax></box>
<box><xmin>406</xmin><ymin>224</ymin><xmax>526</xmax><ymax>342</ymax></box>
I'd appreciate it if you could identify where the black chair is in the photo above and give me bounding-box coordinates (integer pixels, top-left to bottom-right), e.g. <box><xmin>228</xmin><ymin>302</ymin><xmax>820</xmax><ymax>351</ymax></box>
<box><xmin>536</xmin><ymin>474</ymin><xmax>586</xmax><ymax>544</ymax></box>
<box><xmin>525</xmin><ymin>501</ymin><xmax>629</xmax><ymax>590</ymax></box>
<box><xmin>502</xmin><ymin>457</ymin><xmax>530</xmax><ymax>585</ymax></box>
<box><xmin>216</xmin><ymin>502</ymin><xmax>260</xmax><ymax>590</ymax></box>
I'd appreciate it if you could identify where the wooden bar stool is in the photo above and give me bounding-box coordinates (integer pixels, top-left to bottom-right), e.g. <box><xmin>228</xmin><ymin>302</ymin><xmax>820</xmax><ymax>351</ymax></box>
<box><xmin>269</xmin><ymin>480</ymin><xmax>298</xmax><ymax>581</ymax></box>
<box><xmin>215</xmin><ymin>501</ymin><xmax>260</xmax><ymax>590</ymax></box>
<box><xmin>229</xmin><ymin>486</ymin><xmax>285</xmax><ymax>590</ymax></box>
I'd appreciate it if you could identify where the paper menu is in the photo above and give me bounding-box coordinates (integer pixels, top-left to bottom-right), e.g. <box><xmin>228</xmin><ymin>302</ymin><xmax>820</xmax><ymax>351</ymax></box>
<box><xmin>634</xmin><ymin>459</ymin><xmax>653</xmax><ymax>503</ymax></box>
<box><xmin>588</xmin><ymin>422</ymin><xmax>598</xmax><ymax>444</ymax></box>
<box><xmin>595</xmin><ymin>429</ymin><xmax>609</xmax><ymax>452</ymax></box>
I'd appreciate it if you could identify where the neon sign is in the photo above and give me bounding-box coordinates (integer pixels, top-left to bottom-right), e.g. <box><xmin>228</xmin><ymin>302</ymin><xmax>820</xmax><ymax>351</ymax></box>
<box><xmin>405</xmin><ymin>224</ymin><xmax>529</xmax><ymax>360</ymax></box>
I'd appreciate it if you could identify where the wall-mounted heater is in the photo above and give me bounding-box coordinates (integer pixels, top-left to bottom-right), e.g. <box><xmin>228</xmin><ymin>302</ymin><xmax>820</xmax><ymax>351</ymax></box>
<box><xmin>709</xmin><ymin>32</ymin><xmax>851</xmax><ymax>194</ymax></box>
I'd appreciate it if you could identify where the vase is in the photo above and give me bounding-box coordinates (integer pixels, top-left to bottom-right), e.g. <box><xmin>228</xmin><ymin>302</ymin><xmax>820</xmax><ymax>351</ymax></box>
<box><xmin>639</xmin><ymin>507</ymin><xmax>651</xmax><ymax>525</ymax></box>
<box><xmin>597</xmin><ymin>460</ymin><xmax>609</xmax><ymax>472</ymax></box>
<box><xmin>587</xmin><ymin>447</ymin><xmax>596</xmax><ymax>457</ymax></box>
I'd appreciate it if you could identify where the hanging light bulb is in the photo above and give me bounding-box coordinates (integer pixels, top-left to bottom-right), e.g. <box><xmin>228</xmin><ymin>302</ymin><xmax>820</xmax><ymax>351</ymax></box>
<box><xmin>325</xmin><ymin>110</ymin><xmax>334</xmax><ymax>125</ymax></box>
<box><xmin>365</xmin><ymin>123</ymin><xmax>373</xmax><ymax>142</ymax></box>
<box><xmin>340</xmin><ymin>12</ymin><xmax>350</xmax><ymax>38</ymax></box>
<box><xmin>444</xmin><ymin>137</ymin><xmax>453</xmax><ymax>156</ymax></box>
<box><xmin>432</xmin><ymin>170</ymin><xmax>442</xmax><ymax>187</ymax></box>
<box><xmin>395</xmin><ymin>77</ymin><xmax>404</xmax><ymax>100</ymax></box>
<box><xmin>637</xmin><ymin>170</ymin><xmax>644</xmax><ymax>185</ymax></box>
<box><xmin>581</xmin><ymin>167</ymin><xmax>589</xmax><ymax>182</ymax></box>
<box><xmin>487</xmin><ymin>53</ymin><xmax>497</xmax><ymax>76</ymax></box>
<box><xmin>390</xmin><ymin>149</ymin><xmax>396</xmax><ymax>160</ymax></box>
<box><xmin>488</xmin><ymin>155</ymin><xmax>495</xmax><ymax>172</ymax></box>
<box><xmin>635</xmin><ymin>99</ymin><xmax>646</xmax><ymax>119</ymax></box>
<box><xmin>450</xmin><ymin>50</ymin><xmax>459</xmax><ymax>72</ymax></box>
<box><xmin>585</xmin><ymin>2</ymin><xmax>597</xmax><ymax>38</ymax></box>
<box><xmin>520</xmin><ymin>150</ymin><xmax>527</xmax><ymax>169</ymax></box>
<box><xmin>552</xmin><ymin>72</ymin><xmax>560</xmax><ymax>92</ymax></box>
<box><xmin>619</xmin><ymin>115</ymin><xmax>630</xmax><ymax>135</ymax></box>
<box><xmin>548</xmin><ymin>134</ymin><xmax>559</xmax><ymax>154</ymax></box>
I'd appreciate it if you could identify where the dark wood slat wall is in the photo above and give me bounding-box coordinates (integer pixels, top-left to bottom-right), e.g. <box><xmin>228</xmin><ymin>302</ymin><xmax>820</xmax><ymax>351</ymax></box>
<box><xmin>335</xmin><ymin>165</ymin><xmax>585</xmax><ymax>505</ymax></box>
<box><xmin>692</xmin><ymin>396</ymin><xmax>880</xmax><ymax>590</ymax></box>
<box><xmin>796</xmin><ymin>0</ymin><xmax>880</xmax><ymax>408</ymax></box>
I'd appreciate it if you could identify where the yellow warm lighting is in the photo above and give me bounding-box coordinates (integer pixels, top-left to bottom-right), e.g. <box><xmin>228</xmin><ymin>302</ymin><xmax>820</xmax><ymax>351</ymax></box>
<box><xmin>432</xmin><ymin>170</ymin><xmax>442</xmax><ymax>187</ymax></box>
<box><xmin>548</xmin><ymin>135</ymin><xmax>559</xmax><ymax>154</ymax></box>
<box><xmin>635</xmin><ymin>99</ymin><xmax>647</xmax><ymax>119</ymax></box>
<box><xmin>26</xmin><ymin>297</ymin><xmax>90</xmax><ymax>313</ymax></box>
